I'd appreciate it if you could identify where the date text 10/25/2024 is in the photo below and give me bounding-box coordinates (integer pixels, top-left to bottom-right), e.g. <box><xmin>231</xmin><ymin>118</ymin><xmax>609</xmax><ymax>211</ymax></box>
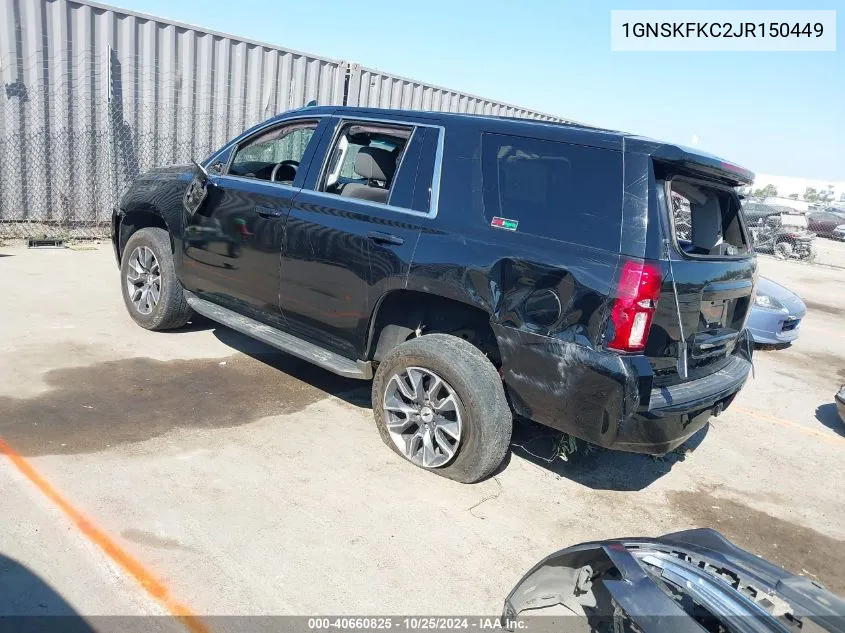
<box><xmin>307</xmin><ymin>617</ymin><xmax>527</xmax><ymax>631</ymax></box>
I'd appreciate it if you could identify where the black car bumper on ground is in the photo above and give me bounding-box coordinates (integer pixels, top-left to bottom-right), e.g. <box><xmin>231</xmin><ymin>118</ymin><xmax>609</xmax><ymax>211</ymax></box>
<box><xmin>503</xmin><ymin>528</ymin><xmax>845</xmax><ymax>632</ymax></box>
<box><xmin>494</xmin><ymin>325</ymin><xmax>752</xmax><ymax>455</ymax></box>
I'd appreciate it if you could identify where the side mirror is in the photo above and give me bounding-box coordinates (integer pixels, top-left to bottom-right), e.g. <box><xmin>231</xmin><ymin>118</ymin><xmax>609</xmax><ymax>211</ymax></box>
<box><xmin>184</xmin><ymin>160</ymin><xmax>211</xmax><ymax>216</ymax></box>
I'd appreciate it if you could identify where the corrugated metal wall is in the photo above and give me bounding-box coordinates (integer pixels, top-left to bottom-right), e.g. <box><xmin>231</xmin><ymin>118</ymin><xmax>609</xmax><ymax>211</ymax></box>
<box><xmin>0</xmin><ymin>0</ymin><xmax>563</xmax><ymax>236</ymax></box>
<box><xmin>349</xmin><ymin>63</ymin><xmax>560</xmax><ymax>121</ymax></box>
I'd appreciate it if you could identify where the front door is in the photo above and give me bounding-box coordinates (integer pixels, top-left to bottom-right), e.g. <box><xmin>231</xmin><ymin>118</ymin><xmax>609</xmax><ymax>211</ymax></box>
<box><xmin>180</xmin><ymin>118</ymin><xmax>324</xmax><ymax>324</ymax></box>
<box><xmin>279</xmin><ymin>116</ymin><xmax>441</xmax><ymax>360</ymax></box>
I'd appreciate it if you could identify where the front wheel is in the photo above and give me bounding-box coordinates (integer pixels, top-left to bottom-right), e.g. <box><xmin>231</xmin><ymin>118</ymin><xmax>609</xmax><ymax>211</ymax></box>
<box><xmin>372</xmin><ymin>334</ymin><xmax>512</xmax><ymax>483</ymax></box>
<box><xmin>120</xmin><ymin>227</ymin><xmax>193</xmax><ymax>330</ymax></box>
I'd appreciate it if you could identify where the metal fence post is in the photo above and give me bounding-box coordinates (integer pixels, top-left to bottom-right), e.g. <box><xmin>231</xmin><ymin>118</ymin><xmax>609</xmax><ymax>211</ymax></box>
<box><xmin>345</xmin><ymin>63</ymin><xmax>361</xmax><ymax>107</ymax></box>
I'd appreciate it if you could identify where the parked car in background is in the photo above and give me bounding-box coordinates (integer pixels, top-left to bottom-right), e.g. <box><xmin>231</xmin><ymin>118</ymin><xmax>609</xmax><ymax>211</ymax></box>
<box><xmin>112</xmin><ymin>105</ymin><xmax>758</xmax><ymax>482</ymax></box>
<box><xmin>745</xmin><ymin>209</ymin><xmax>817</xmax><ymax>260</ymax></box>
<box><xmin>746</xmin><ymin>277</ymin><xmax>806</xmax><ymax>346</ymax></box>
<box><xmin>807</xmin><ymin>210</ymin><xmax>845</xmax><ymax>238</ymax></box>
<box><xmin>742</xmin><ymin>201</ymin><xmax>794</xmax><ymax>224</ymax></box>
<box><xmin>762</xmin><ymin>196</ymin><xmax>810</xmax><ymax>213</ymax></box>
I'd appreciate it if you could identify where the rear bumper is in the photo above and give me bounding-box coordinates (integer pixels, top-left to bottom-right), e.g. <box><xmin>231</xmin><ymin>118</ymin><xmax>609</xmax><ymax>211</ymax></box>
<box><xmin>494</xmin><ymin>324</ymin><xmax>752</xmax><ymax>455</ymax></box>
<box><xmin>615</xmin><ymin>355</ymin><xmax>750</xmax><ymax>453</ymax></box>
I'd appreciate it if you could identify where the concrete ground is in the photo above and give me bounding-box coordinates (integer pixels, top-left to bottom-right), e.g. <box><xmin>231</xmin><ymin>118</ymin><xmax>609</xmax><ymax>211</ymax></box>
<box><xmin>803</xmin><ymin>235</ymin><xmax>845</xmax><ymax>269</ymax></box>
<box><xmin>0</xmin><ymin>244</ymin><xmax>843</xmax><ymax>622</ymax></box>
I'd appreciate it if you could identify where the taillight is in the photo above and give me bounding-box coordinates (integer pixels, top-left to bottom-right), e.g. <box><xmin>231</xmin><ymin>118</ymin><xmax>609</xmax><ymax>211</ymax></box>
<box><xmin>607</xmin><ymin>260</ymin><xmax>662</xmax><ymax>352</ymax></box>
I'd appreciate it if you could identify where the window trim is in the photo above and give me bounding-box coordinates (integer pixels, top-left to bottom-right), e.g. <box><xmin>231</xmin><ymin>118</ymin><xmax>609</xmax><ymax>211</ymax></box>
<box><xmin>204</xmin><ymin>113</ymin><xmax>445</xmax><ymax>218</ymax></box>
<box><xmin>310</xmin><ymin>115</ymin><xmax>445</xmax><ymax>219</ymax></box>
<box><xmin>663</xmin><ymin>175</ymin><xmax>753</xmax><ymax>261</ymax></box>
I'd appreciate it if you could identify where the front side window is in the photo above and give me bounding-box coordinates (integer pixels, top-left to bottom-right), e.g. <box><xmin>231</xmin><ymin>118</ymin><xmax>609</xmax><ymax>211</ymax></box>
<box><xmin>229</xmin><ymin>121</ymin><xmax>318</xmax><ymax>183</ymax></box>
<box><xmin>319</xmin><ymin>122</ymin><xmax>413</xmax><ymax>206</ymax></box>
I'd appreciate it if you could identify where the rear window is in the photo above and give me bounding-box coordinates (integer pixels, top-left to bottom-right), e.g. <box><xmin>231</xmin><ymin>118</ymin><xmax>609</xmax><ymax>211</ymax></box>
<box><xmin>668</xmin><ymin>179</ymin><xmax>750</xmax><ymax>257</ymax></box>
<box><xmin>481</xmin><ymin>133</ymin><xmax>623</xmax><ymax>251</ymax></box>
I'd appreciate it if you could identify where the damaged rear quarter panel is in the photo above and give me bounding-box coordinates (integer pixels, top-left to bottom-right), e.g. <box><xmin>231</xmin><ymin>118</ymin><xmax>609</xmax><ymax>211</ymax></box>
<box><xmin>405</xmin><ymin>137</ymin><xmax>642</xmax><ymax>445</ymax></box>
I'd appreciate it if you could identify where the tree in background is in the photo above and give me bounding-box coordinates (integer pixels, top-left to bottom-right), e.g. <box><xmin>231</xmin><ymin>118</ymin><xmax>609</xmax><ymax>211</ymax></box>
<box><xmin>804</xmin><ymin>187</ymin><xmax>818</xmax><ymax>202</ymax></box>
<box><xmin>819</xmin><ymin>185</ymin><xmax>836</xmax><ymax>203</ymax></box>
<box><xmin>753</xmin><ymin>184</ymin><xmax>778</xmax><ymax>199</ymax></box>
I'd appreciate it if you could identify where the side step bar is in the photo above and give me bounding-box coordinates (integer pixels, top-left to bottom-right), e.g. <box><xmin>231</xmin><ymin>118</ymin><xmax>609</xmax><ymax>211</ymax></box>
<box><xmin>185</xmin><ymin>292</ymin><xmax>372</xmax><ymax>380</ymax></box>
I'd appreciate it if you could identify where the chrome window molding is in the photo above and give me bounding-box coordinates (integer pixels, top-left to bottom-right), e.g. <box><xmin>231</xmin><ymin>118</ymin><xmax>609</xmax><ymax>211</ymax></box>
<box><xmin>210</xmin><ymin>173</ymin><xmax>302</xmax><ymax>195</ymax></box>
<box><xmin>203</xmin><ymin>112</ymin><xmax>446</xmax><ymax>220</ymax></box>
<box><xmin>298</xmin><ymin>189</ymin><xmax>436</xmax><ymax>219</ymax></box>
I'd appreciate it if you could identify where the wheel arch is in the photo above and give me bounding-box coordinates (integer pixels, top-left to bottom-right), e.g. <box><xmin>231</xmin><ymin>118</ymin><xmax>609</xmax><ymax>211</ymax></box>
<box><xmin>116</xmin><ymin>206</ymin><xmax>172</xmax><ymax>264</ymax></box>
<box><xmin>365</xmin><ymin>289</ymin><xmax>501</xmax><ymax>366</ymax></box>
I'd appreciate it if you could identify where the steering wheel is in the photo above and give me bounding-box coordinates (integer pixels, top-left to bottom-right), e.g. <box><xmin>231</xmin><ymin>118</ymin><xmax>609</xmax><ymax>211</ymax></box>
<box><xmin>270</xmin><ymin>160</ymin><xmax>300</xmax><ymax>183</ymax></box>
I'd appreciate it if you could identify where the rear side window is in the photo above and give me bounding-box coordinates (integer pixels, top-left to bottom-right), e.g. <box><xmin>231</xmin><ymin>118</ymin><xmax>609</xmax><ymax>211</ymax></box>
<box><xmin>669</xmin><ymin>179</ymin><xmax>750</xmax><ymax>257</ymax></box>
<box><xmin>481</xmin><ymin>133</ymin><xmax>623</xmax><ymax>250</ymax></box>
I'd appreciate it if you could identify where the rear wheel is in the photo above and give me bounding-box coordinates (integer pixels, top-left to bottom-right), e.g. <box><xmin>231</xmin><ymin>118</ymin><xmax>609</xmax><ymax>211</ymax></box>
<box><xmin>774</xmin><ymin>241</ymin><xmax>793</xmax><ymax>260</ymax></box>
<box><xmin>805</xmin><ymin>244</ymin><xmax>817</xmax><ymax>262</ymax></box>
<box><xmin>372</xmin><ymin>334</ymin><xmax>512</xmax><ymax>483</ymax></box>
<box><xmin>120</xmin><ymin>227</ymin><xmax>193</xmax><ymax>330</ymax></box>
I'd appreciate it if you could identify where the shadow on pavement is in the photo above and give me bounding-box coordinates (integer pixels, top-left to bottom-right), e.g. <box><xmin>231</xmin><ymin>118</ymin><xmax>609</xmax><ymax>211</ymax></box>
<box><xmin>212</xmin><ymin>325</ymin><xmax>372</xmax><ymax>408</ymax></box>
<box><xmin>510</xmin><ymin>417</ymin><xmax>709</xmax><ymax>491</ymax></box>
<box><xmin>815</xmin><ymin>403</ymin><xmax>845</xmax><ymax>437</ymax></box>
<box><xmin>0</xmin><ymin>552</ymin><xmax>94</xmax><ymax>631</ymax></box>
<box><xmin>157</xmin><ymin>312</ymin><xmax>216</xmax><ymax>334</ymax></box>
<box><xmin>213</xmin><ymin>324</ymin><xmax>711</xmax><ymax>490</ymax></box>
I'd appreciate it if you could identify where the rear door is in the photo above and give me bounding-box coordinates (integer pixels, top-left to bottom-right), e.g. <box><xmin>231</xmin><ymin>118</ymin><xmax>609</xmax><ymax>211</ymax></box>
<box><xmin>278</xmin><ymin>115</ymin><xmax>442</xmax><ymax>360</ymax></box>
<box><xmin>648</xmin><ymin>175</ymin><xmax>756</xmax><ymax>385</ymax></box>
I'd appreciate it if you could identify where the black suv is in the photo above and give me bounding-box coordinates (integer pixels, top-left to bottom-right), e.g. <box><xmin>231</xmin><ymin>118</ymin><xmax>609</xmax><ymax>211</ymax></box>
<box><xmin>112</xmin><ymin>105</ymin><xmax>756</xmax><ymax>483</ymax></box>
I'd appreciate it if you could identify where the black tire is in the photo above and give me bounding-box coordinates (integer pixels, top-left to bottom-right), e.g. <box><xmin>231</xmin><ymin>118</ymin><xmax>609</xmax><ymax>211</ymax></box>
<box><xmin>774</xmin><ymin>241</ymin><xmax>793</xmax><ymax>260</ymax></box>
<box><xmin>372</xmin><ymin>333</ymin><xmax>512</xmax><ymax>483</ymax></box>
<box><xmin>120</xmin><ymin>227</ymin><xmax>193</xmax><ymax>331</ymax></box>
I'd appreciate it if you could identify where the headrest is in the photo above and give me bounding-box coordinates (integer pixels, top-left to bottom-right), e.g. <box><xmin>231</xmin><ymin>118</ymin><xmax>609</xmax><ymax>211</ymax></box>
<box><xmin>691</xmin><ymin>195</ymin><xmax>724</xmax><ymax>253</ymax></box>
<box><xmin>354</xmin><ymin>147</ymin><xmax>395</xmax><ymax>182</ymax></box>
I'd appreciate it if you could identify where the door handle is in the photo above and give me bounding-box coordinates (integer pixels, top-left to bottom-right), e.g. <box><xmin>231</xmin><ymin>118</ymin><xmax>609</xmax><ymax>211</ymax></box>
<box><xmin>256</xmin><ymin>206</ymin><xmax>284</xmax><ymax>218</ymax></box>
<box><xmin>367</xmin><ymin>231</ymin><xmax>404</xmax><ymax>246</ymax></box>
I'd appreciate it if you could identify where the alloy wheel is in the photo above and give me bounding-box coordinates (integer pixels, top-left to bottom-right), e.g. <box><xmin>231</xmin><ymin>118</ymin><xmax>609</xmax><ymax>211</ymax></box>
<box><xmin>125</xmin><ymin>246</ymin><xmax>161</xmax><ymax>315</ymax></box>
<box><xmin>383</xmin><ymin>366</ymin><xmax>463</xmax><ymax>468</ymax></box>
